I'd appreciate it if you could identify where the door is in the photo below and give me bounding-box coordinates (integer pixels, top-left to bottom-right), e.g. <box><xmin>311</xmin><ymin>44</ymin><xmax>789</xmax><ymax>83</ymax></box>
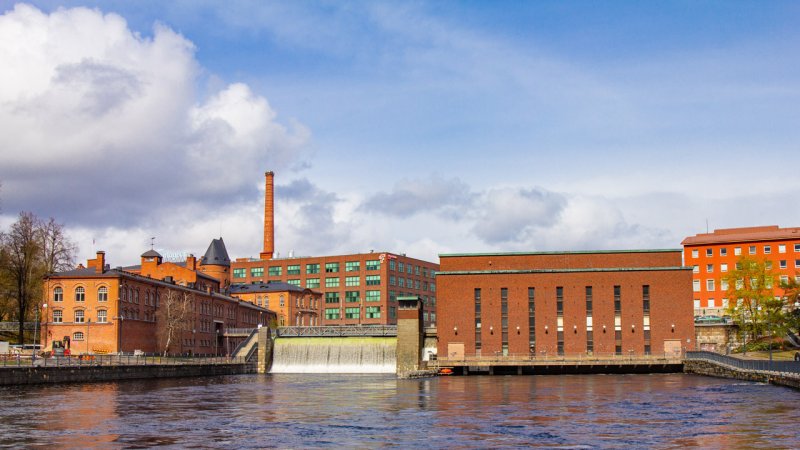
<box><xmin>663</xmin><ymin>339</ymin><xmax>682</xmax><ymax>356</ymax></box>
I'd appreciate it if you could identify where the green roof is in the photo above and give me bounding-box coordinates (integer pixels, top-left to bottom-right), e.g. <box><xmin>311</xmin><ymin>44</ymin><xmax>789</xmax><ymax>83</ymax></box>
<box><xmin>439</xmin><ymin>249</ymin><xmax>681</xmax><ymax>258</ymax></box>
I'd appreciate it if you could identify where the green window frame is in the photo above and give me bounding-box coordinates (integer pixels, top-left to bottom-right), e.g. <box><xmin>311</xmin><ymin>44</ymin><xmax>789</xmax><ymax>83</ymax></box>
<box><xmin>287</xmin><ymin>265</ymin><xmax>301</xmax><ymax>275</ymax></box>
<box><xmin>366</xmin><ymin>260</ymin><xmax>380</xmax><ymax>271</ymax></box>
<box><xmin>233</xmin><ymin>268</ymin><xmax>246</xmax><ymax>278</ymax></box>
<box><xmin>325</xmin><ymin>277</ymin><xmax>340</xmax><ymax>288</ymax></box>
<box><xmin>287</xmin><ymin>279</ymin><xmax>300</xmax><ymax>286</ymax></box>
<box><xmin>250</xmin><ymin>267</ymin><xmax>264</xmax><ymax>277</ymax></box>
<box><xmin>325</xmin><ymin>262</ymin><xmax>339</xmax><ymax>273</ymax></box>
<box><xmin>345</xmin><ymin>261</ymin><xmax>360</xmax><ymax>272</ymax></box>
<box><xmin>325</xmin><ymin>292</ymin><xmax>340</xmax><ymax>303</ymax></box>
<box><xmin>366</xmin><ymin>275</ymin><xmax>381</xmax><ymax>286</ymax></box>
<box><xmin>389</xmin><ymin>260</ymin><xmax>396</xmax><ymax>271</ymax></box>
<box><xmin>268</xmin><ymin>266</ymin><xmax>282</xmax><ymax>276</ymax></box>
<box><xmin>325</xmin><ymin>308</ymin><xmax>340</xmax><ymax>320</ymax></box>
<box><xmin>366</xmin><ymin>290</ymin><xmax>380</xmax><ymax>302</ymax></box>
<box><xmin>306</xmin><ymin>264</ymin><xmax>320</xmax><ymax>274</ymax></box>
<box><xmin>345</xmin><ymin>307</ymin><xmax>360</xmax><ymax>319</ymax></box>
<box><xmin>345</xmin><ymin>291</ymin><xmax>360</xmax><ymax>303</ymax></box>
<box><xmin>398</xmin><ymin>262</ymin><xmax>404</xmax><ymax>272</ymax></box>
<box><xmin>306</xmin><ymin>278</ymin><xmax>320</xmax><ymax>289</ymax></box>
<box><xmin>345</xmin><ymin>276</ymin><xmax>360</xmax><ymax>287</ymax></box>
<box><xmin>365</xmin><ymin>306</ymin><xmax>381</xmax><ymax>319</ymax></box>
<box><xmin>398</xmin><ymin>278</ymin><xmax>405</xmax><ymax>287</ymax></box>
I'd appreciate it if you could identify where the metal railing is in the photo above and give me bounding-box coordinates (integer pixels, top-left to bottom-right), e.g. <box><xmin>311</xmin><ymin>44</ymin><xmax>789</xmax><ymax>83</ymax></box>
<box><xmin>685</xmin><ymin>351</ymin><xmax>800</xmax><ymax>375</ymax></box>
<box><xmin>0</xmin><ymin>354</ymin><xmax>248</xmax><ymax>368</ymax></box>
<box><xmin>435</xmin><ymin>352</ymin><xmax>684</xmax><ymax>366</ymax></box>
<box><xmin>277</xmin><ymin>325</ymin><xmax>398</xmax><ymax>337</ymax></box>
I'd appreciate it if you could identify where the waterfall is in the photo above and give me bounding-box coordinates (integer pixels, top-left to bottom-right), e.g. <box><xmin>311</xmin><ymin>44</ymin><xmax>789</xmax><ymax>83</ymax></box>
<box><xmin>270</xmin><ymin>337</ymin><xmax>396</xmax><ymax>374</ymax></box>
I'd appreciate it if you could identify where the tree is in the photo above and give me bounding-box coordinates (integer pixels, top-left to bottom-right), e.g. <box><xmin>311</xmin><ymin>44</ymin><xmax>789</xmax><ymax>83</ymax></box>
<box><xmin>780</xmin><ymin>276</ymin><xmax>800</xmax><ymax>337</ymax></box>
<box><xmin>0</xmin><ymin>212</ymin><xmax>75</xmax><ymax>343</ymax></box>
<box><xmin>723</xmin><ymin>257</ymin><xmax>780</xmax><ymax>346</ymax></box>
<box><xmin>157</xmin><ymin>289</ymin><xmax>194</xmax><ymax>356</ymax></box>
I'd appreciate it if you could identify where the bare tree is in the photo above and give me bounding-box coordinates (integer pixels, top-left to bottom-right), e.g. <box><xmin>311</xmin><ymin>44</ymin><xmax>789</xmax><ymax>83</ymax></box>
<box><xmin>39</xmin><ymin>217</ymin><xmax>76</xmax><ymax>274</ymax></box>
<box><xmin>157</xmin><ymin>289</ymin><xmax>194</xmax><ymax>356</ymax></box>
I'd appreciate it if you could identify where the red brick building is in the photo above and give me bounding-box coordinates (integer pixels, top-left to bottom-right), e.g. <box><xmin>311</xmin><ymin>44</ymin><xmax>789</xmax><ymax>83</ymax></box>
<box><xmin>229</xmin><ymin>282</ymin><xmax>322</xmax><ymax>327</ymax></box>
<box><xmin>682</xmin><ymin>225</ymin><xmax>800</xmax><ymax>314</ymax></box>
<box><xmin>436</xmin><ymin>249</ymin><xmax>694</xmax><ymax>359</ymax></box>
<box><xmin>41</xmin><ymin>247</ymin><xmax>276</xmax><ymax>356</ymax></box>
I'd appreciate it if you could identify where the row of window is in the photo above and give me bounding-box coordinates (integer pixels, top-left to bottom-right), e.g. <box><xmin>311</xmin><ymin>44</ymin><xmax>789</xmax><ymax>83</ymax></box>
<box><xmin>323</xmin><ymin>306</ymin><xmax>385</xmax><ymax>320</ymax></box>
<box><xmin>52</xmin><ymin>309</ymin><xmax>108</xmax><ymax>323</ymax></box>
<box><xmin>52</xmin><ymin>286</ymin><xmax>108</xmax><ymax>303</ymax></box>
<box><xmin>233</xmin><ymin>260</ymin><xmax>384</xmax><ymax>279</ymax></box>
<box><xmin>694</xmin><ymin>274</ymin><xmax>799</xmax><ymax>293</ymax></box>
<box><xmin>690</xmin><ymin>243</ymin><xmax>800</xmax><ymax>259</ymax></box>
<box><xmin>694</xmin><ymin>260</ymin><xmax>800</xmax><ymax>274</ymax></box>
<box><xmin>324</xmin><ymin>291</ymin><xmax>382</xmax><ymax>303</ymax></box>
<box><xmin>387</xmin><ymin>260</ymin><xmax>436</xmax><ymax>279</ymax></box>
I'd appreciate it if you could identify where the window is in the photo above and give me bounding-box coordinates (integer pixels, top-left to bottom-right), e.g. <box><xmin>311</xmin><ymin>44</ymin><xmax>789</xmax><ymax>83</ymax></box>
<box><xmin>795</xmin><ymin>244</ymin><xmax>800</xmax><ymax>252</ymax></box>
<box><xmin>366</xmin><ymin>291</ymin><xmax>381</xmax><ymax>302</ymax></box>
<box><xmin>53</xmin><ymin>287</ymin><xmax>63</xmax><ymax>302</ymax></box>
<box><xmin>734</xmin><ymin>247</ymin><xmax>741</xmax><ymax>256</ymax></box>
<box><xmin>691</xmin><ymin>249</ymin><xmax>699</xmax><ymax>258</ymax></box>
<box><xmin>706</xmin><ymin>264</ymin><xmax>713</xmax><ymax>273</ymax></box>
<box><xmin>693</xmin><ymin>265</ymin><xmax>699</xmax><ymax>274</ymax></box>
<box><xmin>325</xmin><ymin>292</ymin><xmax>340</xmax><ymax>304</ymax></box>
<box><xmin>398</xmin><ymin>278</ymin><xmax>405</xmax><ymax>288</ymax></box>
<box><xmin>390</xmin><ymin>275</ymin><xmax>396</xmax><ymax>286</ymax></box>
<box><xmin>287</xmin><ymin>279</ymin><xmax>301</xmax><ymax>286</ymax></box>
<box><xmin>75</xmin><ymin>309</ymin><xmax>85</xmax><ymax>323</ymax></box>
<box><xmin>398</xmin><ymin>262</ymin><xmax>404</xmax><ymax>272</ymax></box>
<box><xmin>268</xmin><ymin>266</ymin><xmax>282</xmax><ymax>276</ymax></box>
<box><xmin>366</xmin><ymin>306</ymin><xmax>381</xmax><ymax>319</ymax></box>
<box><xmin>780</xmin><ymin>275</ymin><xmax>789</xmax><ymax>285</ymax></box>
<box><xmin>233</xmin><ymin>268</ymin><xmax>246</xmax><ymax>278</ymax></box>
<box><xmin>325</xmin><ymin>308</ymin><xmax>340</xmax><ymax>320</ymax></box>
<box><xmin>345</xmin><ymin>307</ymin><xmax>360</xmax><ymax>319</ymax></box>
<box><xmin>97</xmin><ymin>309</ymin><xmax>107</xmax><ymax>323</ymax></box>
<box><xmin>389</xmin><ymin>260</ymin><xmax>396</xmax><ymax>271</ymax></box>
<box><xmin>246</xmin><ymin>267</ymin><xmax>262</xmax><ymax>278</ymax></box>
<box><xmin>345</xmin><ymin>276</ymin><xmax>360</xmax><ymax>287</ymax></box>
<box><xmin>73</xmin><ymin>331</ymin><xmax>84</xmax><ymax>341</ymax></box>
<box><xmin>345</xmin><ymin>291</ymin><xmax>360</xmax><ymax>303</ymax></box>
<box><xmin>325</xmin><ymin>277</ymin><xmax>340</xmax><ymax>288</ymax></box>
<box><xmin>764</xmin><ymin>245</ymin><xmax>771</xmax><ymax>254</ymax></box>
<box><xmin>749</xmin><ymin>245</ymin><xmax>756</xmax><ymax>255</ymax></box>
<box><xmin>706</xmin><ymin>279</ymin><xmax>715</xmax><ymax>291</ymax></box>
<box><xmin>287</xmin><ymin>265</ymin><xmax>301</xmax><ymax>275</ymax></box>
<box><xmin>705</xmin><ymin>248</ymin><xmax>713</xmax><ymax>257</ymax></box>
<box><xmin>528</xmin><ymin>288</ymin><xmax>536</xmax><ymax>350</ymax></box>
<box><xmin>306</xmin><ymin>278</ymin><xmax>320</xmax><ymax>289</ymax></box>
<box><xmin>325</xmin><ymin>262</ymin><xmax>339</xmax><ymax>273</ymax></box>
<box><xmin>475</xmin><ymin>288</ymin><xmax>482</xmax><ymax>351</ymax></box>
<box><xmin>366</xmin><ymin>260</ymin><xmax>380</xmax><ymax>271</ymax></box>
<box><xmin>345</xmin><ymin>261</ymin><xmax>360</xmax><ymax>272</ymax></box>
<box><xmin>280</xmin><ymin>295</ymin><xmax>285</xmax><ymax>307</ymax></box>
<box><xmin>97</xmin><ymin>286</ymin><xmax>108</xmax><ymax>302</ymax></box>
<box><xmin>307</xmin><ymin>264</ymin><xmax>320</xmax><ymax>274</ymax></box>
<box><xmin>614</xmin><ymin>286</ymin><xmax>621</xmax><ymax>313</ymax></box>
<box><xmin>796</xmin><ymin>259</ymin><xmax>800</xmax><ymax>268</ymax></box>
<box><xmin>766</xmin><ymin>261</ymin><xmax>773</xmax><ymax>270</ymax></box>
<box><xmin>407</xmin><ymin>264</ymin><xmax>413</xmax><ymax>274</ymax></box>
<box><xmin>721</xmin><ymin>263</ymin><xmax>728</xmax><ymax>272</ymax></box>
<box><xmin>366</xmin><ymin>275</ymin><xmax>381</xmax><ymax>286</ymax></box>
<box><xmin>53</xmin><ymin>310</ymin><xmax>63</xmax><ymax>323</ymax></box>
<box><xmin>694</xmin><ymin>299</ymin><xmax>700</xmax><ymax>309</ymax></box>
<box><xmin>779</xmin><ymin>244</ymin><xmax>786</xmax><ymax>254</ymax></box>
<box><xmin>721</xmin><ymin>279</ymin><xmax>729</xmax><ymax>291</ymax></box>
<box><xmin>642</xmin><ymin>285</ymin><xmax>650</xmax><ymax>314</ymax></box>
<box><xmin>720</xmin><ymin>248</ymin><xmax>727</xmax><ymax>257</ymax></box>
<box><xmin>75</xmin><ymin>287</ymin><xmax>85</xmax><ymax>302</ymax></box>
<box><xmin>780</xmin><ymin>260</ymin><xmax>787</xmax><ymax>269</ymax></box>
<box><xmin>556</xmin><ymin>287</ymin><xmax>564</xmax><ymax>315</ymax></box>
<box><xmin>708</xmin><ymin>298</ymin><xmax>715</xmax><ymax>308</ymax></box>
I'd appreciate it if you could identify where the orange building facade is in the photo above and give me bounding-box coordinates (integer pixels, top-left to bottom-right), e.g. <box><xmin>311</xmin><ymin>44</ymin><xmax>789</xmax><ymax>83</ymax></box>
<box><xmin>231</xmin><ymin>252</ymin><xmax>438</xmax><ymax>326</ymax></box>
<box><xmin>230</xmin><ymin>282</ymin><xmax>322</xmax><ymax>327</ymax></box>
<box><xmin>41</xmin><ymin>249</ymin><xmax>276</xmax><ymax>356</ymax></box>
<box><xmin>436</xmin><ymin>250</ymin><xmax>694</xmax><ymax>359</ymax></box>
<box><xmin>682</xmin><ymin>225</ymin><xmax>800</xmax><ymax>315</ymax></box>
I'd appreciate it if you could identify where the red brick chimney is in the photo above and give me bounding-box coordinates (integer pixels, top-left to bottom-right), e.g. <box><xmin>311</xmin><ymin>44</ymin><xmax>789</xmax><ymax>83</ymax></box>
<box><xmin>88</xmin><ymin>251</ymin><xmax>105</xmax><ymax>274</ymax></box>
<box><xmin>186</xmin><ymin>254</ymin><xmax>196</xmax><ymax>271</ymax></box>
<box><xmin>259</xmin><ymin>171</ymin><xmax>275</xmax><ymax>260</ymax></box>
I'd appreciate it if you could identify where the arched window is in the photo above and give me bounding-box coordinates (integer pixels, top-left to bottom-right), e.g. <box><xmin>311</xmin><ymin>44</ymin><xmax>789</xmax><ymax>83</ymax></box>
<box><xmin>73</xmin><ymin>332</ymin><xmax>84</xmax><ymax>341</ymax></box>
<box><xmin>98</xmin><ymin>286</ymin><xmax>108</xmax><ymax>302</ymax></box>
<box><xmin>75</xmin><ymin>287</ymin><xmax>85</xmax><ymax>302</ymax></box>
<box><xmin>74</xmin><ymin>310</ymin><xmax>85</xmax><ymax>323</ymax></box>
<box><xmin>97</xmin><ymin>309</ymin><xmax>107</xmax><ymax>323</ymax></box>
<box><xmin>53</xmin><ymin>287</ymin><xmax>63</xmax><ymax>302</ymax></box>
<box><xmin>53</xmin><ymin>310</ymin><xmax>63</xmax><ymax>323</ymax></box>
<box><xmin>135</xmin><ymin>290</ymin><xmax>139</xmax><ymax>304</ymax></box>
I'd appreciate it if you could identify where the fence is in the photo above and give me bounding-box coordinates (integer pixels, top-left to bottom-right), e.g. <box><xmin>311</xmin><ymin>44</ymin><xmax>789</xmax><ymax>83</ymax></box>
<box><xmin>0</xmin><ymin>354</ymin><xmax>247</xmax><ymax>368</ymax></box>
<box><xmin>277</xmin><ymin>325</ymin><xmax>398</xmax><ymax>337</ymax></box>
<box><xmin>0</xmin><ymin>322</ymin><xmax>38</xmax><ymax>332</ymax></box>
<box><xmin>435</xmin><ymin>351</ymin><xmax>684</xmax><ymax>366</ymax></box>
<box><xmin>685</xmin><ymin>351</ymin><xmax>800</xmax><ymax>375</ymax></box>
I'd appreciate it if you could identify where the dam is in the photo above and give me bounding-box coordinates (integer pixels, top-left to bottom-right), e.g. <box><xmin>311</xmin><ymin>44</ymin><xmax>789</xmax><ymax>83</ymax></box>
<box><xmin>271</xmin><ymin>337</ymin><xmax>396</xmax><ymax>373</ymax></box>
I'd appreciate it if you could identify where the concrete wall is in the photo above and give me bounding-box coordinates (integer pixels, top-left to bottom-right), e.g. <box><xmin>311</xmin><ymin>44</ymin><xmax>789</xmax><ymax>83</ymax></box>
<box><xmin>0</xmin><ymin>363</ymin><xmax>254</xmax><ymax>386</ymax></box>
<box><xmin>684</xmin><ymin>360</ymin><xmax>800</xmax><ymax>390</ymax></box>
<box><xmin>695</xmin><ymin>324</ymin><xmax>740</xmax><ymax>353</ymax></box>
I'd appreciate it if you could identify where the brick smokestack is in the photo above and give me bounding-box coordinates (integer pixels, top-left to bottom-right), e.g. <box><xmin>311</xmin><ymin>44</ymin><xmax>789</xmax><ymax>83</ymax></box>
<box><xmin>259</xmin><ymin>171</ymin><xmax>275</xmax><ymax>260</ymax></box>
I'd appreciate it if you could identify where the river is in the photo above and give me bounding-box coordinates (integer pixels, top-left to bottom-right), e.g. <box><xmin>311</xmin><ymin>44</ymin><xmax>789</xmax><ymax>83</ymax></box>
<box><xmin>0</xmin><ymin>373</ymin><xmax>797</xmax><ymax>448</ymax></box>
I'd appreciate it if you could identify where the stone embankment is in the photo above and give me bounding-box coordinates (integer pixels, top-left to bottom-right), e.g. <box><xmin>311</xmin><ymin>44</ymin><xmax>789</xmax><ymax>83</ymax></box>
<box><xmin>684</xmin><ymin>359</ymin><xmax>800</xmax><ymax>390</ymax></box>
<box><xmin>0</xmin><ymin>363</ymin><xmax>254</xmax><ymax>386</ymax></box>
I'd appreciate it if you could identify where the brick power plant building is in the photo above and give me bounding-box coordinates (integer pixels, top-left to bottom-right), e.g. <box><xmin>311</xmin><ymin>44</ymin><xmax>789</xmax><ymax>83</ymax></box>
<box><xmin>436</xmin><ymin>249</ymin><xmax>694</xmax><ymax>359</ymax></box>
<box><xmin>230</xmin><ymin>172</ymin><xmax>439</xmax><ymax>327</ymax></box>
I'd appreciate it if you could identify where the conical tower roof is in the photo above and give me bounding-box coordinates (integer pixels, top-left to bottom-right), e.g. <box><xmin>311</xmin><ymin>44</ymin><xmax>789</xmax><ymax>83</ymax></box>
<box><xmin>201</xmin><ymin>238</ymin><xmax>230</xmax><ymax>267</ymax></box>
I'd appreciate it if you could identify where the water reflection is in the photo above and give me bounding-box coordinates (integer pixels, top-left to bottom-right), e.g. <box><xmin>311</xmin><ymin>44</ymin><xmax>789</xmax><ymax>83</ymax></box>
<box><xmin>0</xmin><ymin>374</ymin><xmax>797</xmax><ymax>448</ymax></box>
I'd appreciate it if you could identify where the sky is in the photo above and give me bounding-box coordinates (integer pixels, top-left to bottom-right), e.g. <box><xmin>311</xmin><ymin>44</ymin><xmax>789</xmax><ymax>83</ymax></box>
<box><xmin>0</xmin><ymin>1</ymin><xmax>799</xmax><ymax>267</ymax></box>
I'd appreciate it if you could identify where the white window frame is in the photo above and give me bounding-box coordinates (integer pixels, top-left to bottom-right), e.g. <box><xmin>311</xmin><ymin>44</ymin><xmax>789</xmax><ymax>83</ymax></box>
<box><xmin>706</xmin><ymin>279</ymin><xmax>715</xmax><ymax>291</ymax></box>
<box><xmin>691</xmin><ymin>249</ymin><xmax>699</xmax><ymax>258</ymax></box>
<box><xmin>734</xmin><ymin>247</ymin><xmax>742</xmax><ymax>256</ymax></box>
<box><xmin>721</xmin><ymin>263</ymin><xmax>728</xmax><ymax>272</ymax></box>
<box><xmin>693</xmin><ymin>280</ymin><xmax>700</xmax><ymax>292</ymax></box>
<box><xmin>764</xmin><ymin>245</ymin><xmax>771</xmax><ymax>254</ymax></box>
<box><xmin>779</xmin><ymin>244</ymin><xmax>786</xmax><ymax>254</ymax></box>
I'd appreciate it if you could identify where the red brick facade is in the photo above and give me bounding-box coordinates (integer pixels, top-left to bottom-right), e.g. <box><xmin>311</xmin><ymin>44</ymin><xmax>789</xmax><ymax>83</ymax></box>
<box><xmin>437</xmin><ymin>250</ymin><xmax>694</xmax><ymax>358</ymax></box>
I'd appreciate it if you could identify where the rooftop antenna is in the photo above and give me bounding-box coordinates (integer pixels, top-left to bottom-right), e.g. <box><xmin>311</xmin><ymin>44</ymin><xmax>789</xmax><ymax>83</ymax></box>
<box><xmin>705</xmin><ymin>219</ymin><xmax>709</xmax><ymax>234</ymax></box>
<box><xmin>150</xmin><ymin>237</ymin><xmax>156</xmax><ymax>250</ymax></box>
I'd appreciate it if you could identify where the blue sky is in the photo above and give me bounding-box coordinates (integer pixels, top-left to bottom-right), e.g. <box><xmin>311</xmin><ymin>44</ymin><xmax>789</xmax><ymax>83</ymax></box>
<box><xmin>1</xmin><ymin>1</ymin><xmax>798</xmax><ymax>265</ymax></box>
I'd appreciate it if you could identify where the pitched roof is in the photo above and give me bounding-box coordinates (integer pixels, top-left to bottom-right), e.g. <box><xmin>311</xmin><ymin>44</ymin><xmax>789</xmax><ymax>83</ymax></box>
<box><xmin>229</xmin><ymin>282</ymin><xmax>316</xmax><ymax>294</ymax></box>
<box><xmin>201</xmin><ymin>238</ymin><xmax>230</xmax><ymax>267</ymax></box>
<box><xmin>681</xmin><ymin>226</ymin><xmax>800</xmax><ymax>246</ymax></box>
<box><xmin>141</xmin><ymin>249</ymin><xmax>162</xmax><ymax>258</ymax></box>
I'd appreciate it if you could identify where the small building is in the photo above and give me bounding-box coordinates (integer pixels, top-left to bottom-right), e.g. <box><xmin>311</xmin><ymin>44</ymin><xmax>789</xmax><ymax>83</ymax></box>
<box><xmin>229</xmin><ymin>282</ymin><xmax>322</xmax><ymax>327</ymax></box>
<box><xmin>682</xmin><ymin>225</ymin><xmax>800</xmax><ymax>315</ymax></box>
<box><xmin>41</xmin><ymin>246</ymin><xmax>276</xmax><ymax>356</ymax></box>
<box><xmin>436</xmin><ymin>249</ymin><xmax>694</xmax><ymax>359</ymax></box>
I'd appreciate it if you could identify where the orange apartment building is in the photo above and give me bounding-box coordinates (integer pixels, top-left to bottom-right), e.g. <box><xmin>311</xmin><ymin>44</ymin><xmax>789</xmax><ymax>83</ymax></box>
<box><xmin>436</xmin><ymin>249</ymin><xmax>694</xmax><ymax>359</ymax></box>
<box><xmin>229</xmin><ymin>171</ymin><xmax>439</xmax><ymax>326</ymax></box>
<box><xmin>229</xmin><ymin>282</ymin><xmax>322</xmax><ymax>327</ymax></box>
<box><xmin>40</xmin><ymin>245</ymin><xmax>276</xmax><ymax>356</ymax></box>
<box><xmin>682</xmin><ymin>225</ymin><xmax>800</xmax><ymax>314</ymax></box>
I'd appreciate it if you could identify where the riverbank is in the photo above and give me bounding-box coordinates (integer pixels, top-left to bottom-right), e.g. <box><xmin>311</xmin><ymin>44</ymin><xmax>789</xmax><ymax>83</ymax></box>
<box><xmin>684</xmin><ymin>351</ymin><xmax>800</xmax><ymax>390</ymax></box>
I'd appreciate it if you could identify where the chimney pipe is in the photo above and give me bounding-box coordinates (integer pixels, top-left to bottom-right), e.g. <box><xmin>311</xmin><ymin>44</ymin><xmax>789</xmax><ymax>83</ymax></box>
<box><xmin>260</xmin><ymin>171</ymin><xmax>275</xmax><ymax>260</ymax></box>
<box><xmin>95</xmin><ymin>251</ymin><xmax>105</xmax><ymax>274</ymax></box>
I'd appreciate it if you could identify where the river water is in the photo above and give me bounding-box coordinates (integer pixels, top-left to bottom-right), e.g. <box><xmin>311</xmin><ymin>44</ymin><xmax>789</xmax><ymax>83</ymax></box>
<box><xmin>1</xmin><ymin>373</ymin><xmax>798</xmax><ymax>448</ymax></box>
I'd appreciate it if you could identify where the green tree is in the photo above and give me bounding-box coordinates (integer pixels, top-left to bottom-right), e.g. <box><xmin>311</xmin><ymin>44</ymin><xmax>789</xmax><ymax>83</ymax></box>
<box><xmin>780</xmin><ymin>275</ymin><xmax>800</xmax><ymax>337</ymax></box>
<box><xmin>723</xmin><ymin>257</ymin><xmax>780</xmax><ymax>345</ymax></box>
